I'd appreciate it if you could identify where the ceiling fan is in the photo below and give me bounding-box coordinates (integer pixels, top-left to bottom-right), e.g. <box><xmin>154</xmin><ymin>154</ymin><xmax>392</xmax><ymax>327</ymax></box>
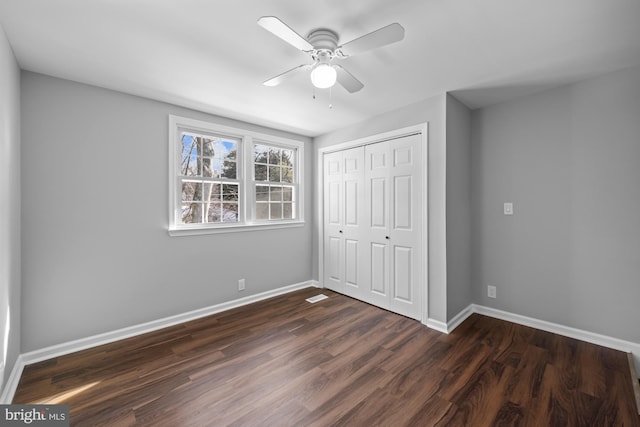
<box><xmin>257</xmin><ymin>16</ymin><xmax>405</xmax><ymax>93</ymax></box>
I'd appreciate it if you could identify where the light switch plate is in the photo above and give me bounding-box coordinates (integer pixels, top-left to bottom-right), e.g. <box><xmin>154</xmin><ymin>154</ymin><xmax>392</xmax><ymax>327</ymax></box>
<box><xmin>504</xmin><ymin>202</ymin><xmax>514</xmax><ymax>215</ymax></box>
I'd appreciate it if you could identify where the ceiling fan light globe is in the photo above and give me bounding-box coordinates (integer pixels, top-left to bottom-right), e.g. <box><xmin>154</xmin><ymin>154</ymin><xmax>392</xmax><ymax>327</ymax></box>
<box><xmin>310</xmin><ymin>64</ymin><xmax>337</xmax><ymax>89</ymax></box>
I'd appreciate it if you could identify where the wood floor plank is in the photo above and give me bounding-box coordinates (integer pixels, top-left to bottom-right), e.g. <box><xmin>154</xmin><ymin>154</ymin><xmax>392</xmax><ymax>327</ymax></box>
<box><xmin>12</xmin><ymin>289</ymin><xmax>640</xmax><ymax>426</ymax></box>
<box><xmin>504</xmin><ymin>343</ymin><xmax>548</xmax><ymax>406</ymax></box>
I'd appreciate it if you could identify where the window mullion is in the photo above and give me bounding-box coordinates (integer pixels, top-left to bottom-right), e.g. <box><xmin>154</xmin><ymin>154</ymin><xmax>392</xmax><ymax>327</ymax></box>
<box><xmin>243</xmin><ymin>136</ymin><xmax>250</xmax><ymax>224</ymax></box>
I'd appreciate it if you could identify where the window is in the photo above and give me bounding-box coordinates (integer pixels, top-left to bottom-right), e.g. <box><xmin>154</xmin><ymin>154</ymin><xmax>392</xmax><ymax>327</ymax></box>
<box><xmin>169</xmin><ymin>116</ymin><xmax>304</xmax><ymax>235</ymax></box>
<box><xmin>254</xmin><ymin>143</ymin><xmax>296</xmax><ymax>221</ymax></box>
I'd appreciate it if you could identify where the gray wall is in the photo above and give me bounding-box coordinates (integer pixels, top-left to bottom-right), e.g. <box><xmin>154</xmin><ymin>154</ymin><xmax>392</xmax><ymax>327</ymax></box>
<box><xmin>0</xmin><ymin>24</ymin><xmax>21</xmax><ymax>390</ymax></box>
<box><xmin>21</xmin><ymin>72</ymin><xmax>314</xmax><ymax>352</ymax></box>
<box><xmin>471</xmin><ymin>65</ymin><xmax>640</xmax><ymax>343</ymax></box>
<box><xmin>445</xmin><ymin>95</ymin><xmax>472</xmax><ymax>320</ymax></box>
<box><xmin>314</xmin><ymin>94</ymin><xmax>449</xmax><ymax>323</ymax></box>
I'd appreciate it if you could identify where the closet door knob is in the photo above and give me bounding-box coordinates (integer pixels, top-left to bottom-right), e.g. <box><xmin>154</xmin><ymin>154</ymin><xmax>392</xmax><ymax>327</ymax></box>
<box><xmin>339</xmin><ymin>230</ymin><xmax>343</xmax><ymax>233</ymax></box>
<box><xmin>385</xmin><ymin>236</ymin><xmax>389</xmax><ymax>240</ymax></box>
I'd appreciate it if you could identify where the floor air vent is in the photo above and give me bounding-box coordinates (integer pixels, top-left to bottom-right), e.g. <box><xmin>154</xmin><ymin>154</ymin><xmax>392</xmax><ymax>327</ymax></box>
<box><xmin>306</xmin><ymin>294</ymin><xmax>328</xmax><ymax>303</ymax></box>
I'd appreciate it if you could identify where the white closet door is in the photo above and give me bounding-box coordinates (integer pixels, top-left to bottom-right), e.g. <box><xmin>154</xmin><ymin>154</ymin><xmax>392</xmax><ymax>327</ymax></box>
<box><xmin>387</xmin><ymin>134</ymin><xmax>422</xmax><ymax>319</ymax></box>
<box><xmin>323</xmin><ymin>148</ymin><xmax>365</xmax><ymax>300</ymax></box>
<box><xmin>363</xmin><ymin>133</ymin><xmax>422</xmax><ymax>319</ymax></box>
<box><xmin>363</xmin><ymin>142</ymin><xmax>391</xmax><ymax>309</ymax></box>
<box><xmin>324</xmin><ymin>133</ymin><xmax>422</xmax><ymax>320</ymax></box>
<box><xmin>341</xmin><ymin>147</ymin><xmax>366</xmax><ymax>300</ymax></box>
<box><xmin>323</xmin><ymin>150</ymin><xmax>342</xmax><ymax>292</ymax></box>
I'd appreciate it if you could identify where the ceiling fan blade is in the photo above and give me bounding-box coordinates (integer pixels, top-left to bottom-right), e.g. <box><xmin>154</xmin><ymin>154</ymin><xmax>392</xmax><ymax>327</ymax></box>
<box><xmin>335</xmin><ymin>65</ymin><xmax>364</xmax><ymax>93</ymax></box>
<box><xmin>258</xmin><ymin>16</ymin><xmax>314</xmax><ymax>52</ymax></box>
<box><xmin>337</xmin><ymin>23</ymin><xmax>405</xmax><ymax>57</ymax></box>
<box><xmin>263</xmin><ymin>64</ymin><xmax>311</xmax><ymax>87</ymax></box>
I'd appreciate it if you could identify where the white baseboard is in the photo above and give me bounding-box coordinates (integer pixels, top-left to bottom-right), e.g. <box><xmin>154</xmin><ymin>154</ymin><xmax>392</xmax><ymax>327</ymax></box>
<box><xmin>0</xmin><ymin>354</ymin><xmax>25</xmax><ymax>404</ymax></box>
<box><xmin>441</xmin><ymin>303</ymin><xmax>640</xmax><ymax>378</ymax></box>
<box><xmin>425</xmin><ymin>305</ymin><xmax>474</xmax><ymax>334</ymax></box>
<box><xmin>0</xmin><ymin>280</ymin><xmax>320</xmax><ymax>403</ymax></box>
<box><xmin>424</xmin><ymin>318</ymin><xmax>448</xmax><ymax>333</ymax></box>
<box><xmin>445</xmin><ymin>305</ymin><xmax>475</xmax><ymax>333</ymax></box>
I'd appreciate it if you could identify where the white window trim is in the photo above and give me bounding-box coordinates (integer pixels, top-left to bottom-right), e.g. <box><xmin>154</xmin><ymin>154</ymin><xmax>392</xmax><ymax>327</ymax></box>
<box><xmin>168</xmin><ymin>115</ymin><xmax>305</xmax><ymax>236</ymax></box>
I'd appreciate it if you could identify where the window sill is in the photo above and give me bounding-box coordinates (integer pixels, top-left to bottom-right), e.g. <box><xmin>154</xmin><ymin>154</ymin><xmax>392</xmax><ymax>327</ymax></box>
<box><xmin>168</xmin><ymin>220</ymin><xmax>305</xmax><ymax>237</ymax></box>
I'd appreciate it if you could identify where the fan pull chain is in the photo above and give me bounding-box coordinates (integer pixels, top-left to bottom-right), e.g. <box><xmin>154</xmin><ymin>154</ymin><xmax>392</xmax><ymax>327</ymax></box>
<box><xmin>311</xmin><ymin>86</ymin><xmax>334</xmax><ymax>109</ymax></box>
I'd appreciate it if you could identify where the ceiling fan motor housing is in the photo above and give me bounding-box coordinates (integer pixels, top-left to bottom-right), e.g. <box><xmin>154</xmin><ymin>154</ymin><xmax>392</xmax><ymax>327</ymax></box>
<box><xmin>307</xmin><ymin>28</ymin><xmax>339</xmax><ymax>52</ymax></box>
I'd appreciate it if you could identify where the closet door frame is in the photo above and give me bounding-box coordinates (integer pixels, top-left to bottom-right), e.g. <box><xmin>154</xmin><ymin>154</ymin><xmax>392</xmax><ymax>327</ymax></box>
<box><xmin>317</xmin><ymin>123</ymin><xmax>429</xmax><ymax>322</ymax></box>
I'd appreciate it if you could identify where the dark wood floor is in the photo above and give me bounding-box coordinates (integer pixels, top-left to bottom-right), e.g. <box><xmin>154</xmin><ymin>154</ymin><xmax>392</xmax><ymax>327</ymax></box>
<box><xmin>13</xmin><ymin>288</ymin><xmax>640</xmax><ymax>426</ymax></box>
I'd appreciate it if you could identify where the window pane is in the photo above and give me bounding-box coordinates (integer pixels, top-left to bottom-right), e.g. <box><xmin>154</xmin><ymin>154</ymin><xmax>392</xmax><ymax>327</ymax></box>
<box><xmin>182</xmin><ymin>181</ymin><xmax>202</xmax><ymax>202</ymax></box>
<box><xmin>281</xmin><ymin>167</ymin><xmax>293</xmax><ymax>183</ymax></box>
<box><xmin>202</xmin><ymin>183</ymin><xmax>221</xmax><ymax>203</ymax></box>
<box><xmin>268</xmin><ymin>147</ymin><xmax>281</xmax><ymax>165</ymax></box>
<box><xmin>201</xmin><ymin>138</ymin><xmax>215</xmax><ymax>157</ymax></box>
<box><xmin>256</xmin><ymin>185</ymin><xmax>269</xmax><ymax>202</ymax></box>
<box><xmin>281</xmin><ymin>149</ymin><xmax>293</xmax><ymax>166</ymax></box>
<box><xmin>270</xmin><ymin>202</ymin><xmax>282</xmax><ymax>220</ymax></box>
<box><xmin>181</xmin><ymin>135</ymin><xmax>201</xmax><ymax>176</ymax></box>
<box><xmin>269</xmin><ymin>166</ymin><xmax>281</xmax><ymax>182</ymax></box>
<box><xmin>255</xmin><ymin>164</ymin><xmax>267</xmax><ymax>181</ymax></box>
<box><xmin>182</xmin><ymin>202</ymin><xmax>203</xmax><ymax>224</ymax></box>
<box><xmin>217</xmin><ymin>140</ymin><xmax>238</xmax><ymax>179</ymax></box>
<box><xmin>202</xmin><ymin>157</ymin><xmax>215</xmax><ymax>177</ymax></box>
<box><xmin>181</xmin><ymin>133</ymin><xmax>194</xmax><ymax>151</ymax></box>
<box><xmin>223</xmin><ymin>144</ymin><xmax>237</xmax><ymax>160</ymax></box>
<box><xmin>222</xmin><ymin>203</ymin><xmax>238</xmax><ymax>222</ymax></box>
<box><xmin>199</xmin><ymin>159</ymin><xmax>216</xmax><ymax>178</ymax></box>
<box><xmin>181</xmin><ymin>159</ymin><xmax>200</xmax><ymax>177</ymax></box>
<box><xmin>223</xmin><ymin>184</ymin><xmax>238</xmax><ymax>201</ymax></box>
<box><xmin>256</xmin><ymin>202</ymin><xmax>269</xmax><ymax>220</ymax></box>
<box><xmin>254</xmin><ymin>144</ymin><xmax>268</xmax><ymax>163</ymax></box>
<box><xmin>206</xmin><ymin>202</ymin><xmax>222</xmax><ymax>223</ymax></box>
<box><xmin>282</xmin><ymin>186</ymin><xmax>293</xmax><ymax>202</ymax></box>
<box><xmin>222</xmin><ymin>159</ymin><xmax>237</xmax><ymax>179</ymax></box>
<box><xmin>270</xmin><ymin>186</ymin><xmax>282</xmax><ymax>201</ymax></box>
<box><xmin>283</xmin><ymin>202</ymin><xmax>293</xmax><ymax>219</ymax></box>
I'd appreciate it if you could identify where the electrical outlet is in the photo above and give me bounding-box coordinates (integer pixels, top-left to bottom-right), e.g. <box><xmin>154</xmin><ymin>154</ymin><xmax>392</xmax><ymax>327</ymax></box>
<box><xmin>504</xmin><ymin>202</ymin><xmax>514</xmax><ymax>215</ymax></box>
<box><xmin>238</xmin><ymin>279</ymin><xmax>245</xmax><ymax>291</ymax></box>
<box><xmin>488</xmin><ymin>285</ymin><xmax>497</xmax><ymax>299</ymax></box>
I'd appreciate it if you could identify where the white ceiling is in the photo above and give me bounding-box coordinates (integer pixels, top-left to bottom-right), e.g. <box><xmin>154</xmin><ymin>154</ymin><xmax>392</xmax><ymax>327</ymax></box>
<box><xmin>1</xmin><ymin>0</ymin><xmax>639</xmax><ymax>137</ymax></box>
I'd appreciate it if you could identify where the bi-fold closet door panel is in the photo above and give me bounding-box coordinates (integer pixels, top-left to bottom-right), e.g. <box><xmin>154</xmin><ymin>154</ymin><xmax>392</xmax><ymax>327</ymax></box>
<box><xmin>384</xmin><ymin>134</ymin><xmax>422</xmax><ymax>319</ymax></box>
<box><xmin>323</xmin><ymin>147</ymin><xmax>366</xmax><ymax>301</ymax></box>
<box><xmin>363</xmin><ymin>141</ymin><xmax>390</xmax><ymax>310</ymax></box>
<box><xmin>323</xmin><ymin>133</ymin><xmax>422</xmax><ymax>320</ymax></box>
